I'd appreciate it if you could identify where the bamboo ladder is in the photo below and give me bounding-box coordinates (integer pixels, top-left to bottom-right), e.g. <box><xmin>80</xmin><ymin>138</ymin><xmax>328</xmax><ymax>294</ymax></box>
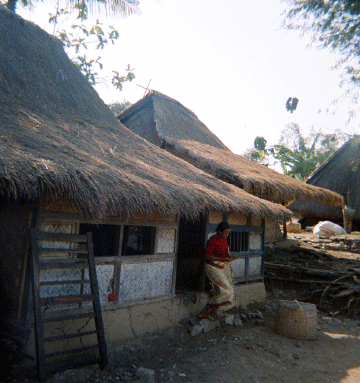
<box><xmin>29</xmin><ymin>229</ymin><xmax>108</xmax><ymax>382</ymax></box>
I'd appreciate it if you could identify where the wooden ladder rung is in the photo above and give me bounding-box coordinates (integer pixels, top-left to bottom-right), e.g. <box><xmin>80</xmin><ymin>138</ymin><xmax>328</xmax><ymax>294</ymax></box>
<box><xmin>36</xmin><ymin>233</ymin><xmax>88</xmax><ymax>242</ymax></box>
<box><xmin>40</xmin><ymin>279</ymin><xmax>90</xmax><ymax>286</ymax></box>
<box><xmin>44</xmin><ymin>330</ymin><xmax>98</xmax><ymax>342</ymax></box>
<box><xmin>43</xmin><ymin>312</ymin><xmax>95</xmax><ymax>323</ymax></box>
<box><xmin>0</xmin><ymin>331</ymin><xmax>28</xmax><ymax>345</ymax></box>
<box><xmin>39</xmin><ymin>248</ymin><xmax>89</xmax><ymax>255</ymax></box>
<box><xmin>30</xmin><ymin>229</ymin><xmax>108</xmax><ymax>381</ymax></box>
<box><xmin>39</xmin><ymin>260</ymin><xmax>89</xmax><ymax>269</ymax></box>
<box><xmin>45</xmin><ymin>344</ymin><xmax>99</xmax><ymax>359</ymax></box>
<box><xmin>40</xmin><ymin>294</ymin><xmax>93</xmax><ymax>305</ymax></box>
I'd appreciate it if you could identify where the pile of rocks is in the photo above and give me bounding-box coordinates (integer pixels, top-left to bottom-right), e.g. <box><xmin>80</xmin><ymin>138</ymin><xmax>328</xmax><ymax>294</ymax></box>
<box><xmin>188</xmin><ymin>309</ymin><xmax>268</xmax><ymax>336</ymax></box>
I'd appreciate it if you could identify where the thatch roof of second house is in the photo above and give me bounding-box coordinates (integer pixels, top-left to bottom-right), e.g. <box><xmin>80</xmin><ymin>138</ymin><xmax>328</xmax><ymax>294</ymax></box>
<box><xmin>0</xmin><ymin>6</ymin><xmax>292</xmax><ymax>222</ymax></box>
<box><xmin>118</xmin><ymin>91</ymin><xmax>343</xmax><ymax>208</ymax></box>
<box><xmin>289</xmin><ymin>135</ymin><xmax>360</xmax><ymax>225</ymax></box>
<box><xmin>118</xmin><ymin>90</ymin><xmax>229</xmax><ymax>150</ymax></box>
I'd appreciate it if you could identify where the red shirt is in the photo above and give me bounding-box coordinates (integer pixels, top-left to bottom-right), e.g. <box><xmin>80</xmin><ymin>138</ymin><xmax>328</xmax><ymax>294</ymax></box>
<box><xmin>205</xmin><ymin>234</ymin><xmax>229</xmax><ymax>259</ymax></box>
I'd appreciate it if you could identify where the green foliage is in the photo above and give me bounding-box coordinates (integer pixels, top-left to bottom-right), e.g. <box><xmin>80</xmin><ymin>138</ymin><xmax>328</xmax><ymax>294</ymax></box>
<box><xmin>246</xmin><ymin>124</ymin><xmax>350</xmax><ymax>180</ymax></box>
<box><xmin>247</xmin><ymin>136</ymin><xmax>268</xmax><ymax>164</ymax></box>
<box><xmin>285</xmin><ymin>97</ymin><xmax>299</xmax><ymax>113</ymax></box>
<box><xmin>243</xmin><ymin>137</ymin><xmax>270</xmax><ymax>165</ymax></box>
<box><xmin>107</xmin><ymin>100</ymin><xmax>131</xmax><ymax>115</ymax></box>
<box><xmin>4</xmin><ymin>0</ymin><xmax>140</xmax><ymax>16</ymax></box>
<box><xmin>254</xmin><ymin>136</ymin><xmax>267</xmax><ymax>151</ymax></box>
<box><xmin>3</xmin><ymin>0</ymin><xmax>30</xmax><ymax>12</ymax></box>
<box><xmin>282</xmin><ymin>0</ymin><xmax>360</xmax><ymax>122</ymax></box>
<box><xmin>49</xmin><ymin>3</ymin><xmax>136</xmax><ymax>91</ymax></box>
<box><xmin>247</xmin><ymin>149</ymin><xmax>267</xmax><ymax>164</ymax></box>
<box><xmin>282</xmin><ymin>0</ymin><xmax>360</xmax><ymax>90</ymax></box>
<box><xmin>112</xmin><ymin>64</ymin><xmax>136</xmax><ymax>91</ymax></box>
<box><xmin>3</xmin><ymin>0</ymin><xmax>138</xmax><ymax>91</ymax></box>
<box><xmin>270</xmin><ymin>124</ymin><xmax>348</xmax><ymax>180</ymax></box>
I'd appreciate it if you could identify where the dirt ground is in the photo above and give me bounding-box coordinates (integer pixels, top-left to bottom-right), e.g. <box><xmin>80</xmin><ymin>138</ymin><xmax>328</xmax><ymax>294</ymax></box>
<box><xmin>91</xmin><ymin>298</ymin><xmax>360</xmax><ymax>383</ymax></box>
<box><xmin>7</xmin><ymin>232</ymin><xmax>360</xmax><ymax>383</ymax></box>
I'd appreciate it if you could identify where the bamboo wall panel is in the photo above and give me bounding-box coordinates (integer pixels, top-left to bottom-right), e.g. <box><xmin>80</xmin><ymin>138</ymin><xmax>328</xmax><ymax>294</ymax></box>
<box><xmin>131</xmin><ymin>212</ymin><xmax>177</xmax><ymax>222</ymax></box>
<box><xmin>208</xmin><ymin>211</ymin><xmax>223</xmax><ymax>224</ymax></box>
<box><xmin>39</xmin><ymin>264</ymin><xmax>115</xmax><ymax>310</ymax></box>
<box><xmin>250</xmin><ymin>216</ymin><xmax>262</xmax><ymax>226</ymax></box>
<box><xmin>249</xmin><ymin>233</ymin><xmax>262</xmax><ymax>250</ymax></box>
<box><xmin>157</xmin><ymin>229</ymin><xmax>176</xmax><ymax>253</ymax></box>
<box><xmin>118</xmin><ymin>261</ymin><xmax>173</xmax><ymax>301</ymax></box>
<box><xmin>231</xmin><ymin>258</ymin><xmax>246</xmax><ymax>279</ymax></box>
<box><xmin>228</xmin><ymin>213</ymin><xmax>247</xmax><ymax>225</ymax></box>
<box><xmin>248</xmin><ymin>257</ymin><xmax>262</xmax><ymax>276</ymax></box>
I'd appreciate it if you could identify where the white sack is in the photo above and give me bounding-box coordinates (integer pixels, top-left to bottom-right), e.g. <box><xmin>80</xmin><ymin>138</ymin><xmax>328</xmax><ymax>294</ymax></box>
<box><xmin>313</xmin><ymin>221</ymin><xmax>346</xmax><ymax>236</ymax></box>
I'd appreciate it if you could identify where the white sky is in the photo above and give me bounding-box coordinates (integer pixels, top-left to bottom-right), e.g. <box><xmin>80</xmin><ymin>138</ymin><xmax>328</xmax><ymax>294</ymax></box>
<box><xmin>19</xmin><ymin>0</ymin><xmax>360</xmax><ymax>155</ymax></box>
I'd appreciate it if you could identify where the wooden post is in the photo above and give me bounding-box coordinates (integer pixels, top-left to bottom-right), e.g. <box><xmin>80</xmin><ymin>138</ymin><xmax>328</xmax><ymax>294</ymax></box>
<box><xmin>283</xmin><ymin>218</ymin><xmax>287</xmax><ymax>239</ymax></box>
<box><xmin>343</xmin><ymin>205</ymin><xmax>355</xmax><ymax>234</ymax></box>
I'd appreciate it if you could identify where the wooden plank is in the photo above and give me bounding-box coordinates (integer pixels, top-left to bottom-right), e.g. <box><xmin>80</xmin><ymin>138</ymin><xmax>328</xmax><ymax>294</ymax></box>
<box><xmin>86</xmin><ymin>232</ymin><xmax>108</xmax><ymax>369</ymax></box>
<box><xmin>45</xmin><ymin>344</ymin><xmax>99</xmax><ymax>358</ymax></box>
<box><xmin>43</xmin><ymin>312</ymin><xmax>95</xmax><ymax>323</ymax></box>
<box><xmin>40</xmin><ymin>279</ymin><xmax>90</xmax><ymax>286</ymax></box>
<box><xmin>39</xmin><ymin>260</ymin><xmax>89</xmax><ymax>269</ymax></box>
<box><xmin>40</xmin><ymin>294</ymin><xmax>93</xmax><ymax>305</ymax></box>
<box><xmin>0</xmin><ymin>331</ymin><xmax>28</xmax><ymax>345</ymax></box>
<box><xmin>30</xmin><ymin>228</ymin><xmax>47</xmax><ymax>383</ymax></box>
<box><xmin>39</xmin><ymin>248</ymin><xmax>88</xmax><ymax>255</ymax></box>
<box><xmin>44</xmin><ymin>330</ymin><xmax>97</xmax><ymax>342</ymax></box>
<box><xmin>36</xmin><ymin>232</ymin><xmax>87</xmax><ymax>242</ymax></box>
<box><xmin>119</xmin><ymin>254</ymin><xmax>175</xmax><ymax>264</ymax></box>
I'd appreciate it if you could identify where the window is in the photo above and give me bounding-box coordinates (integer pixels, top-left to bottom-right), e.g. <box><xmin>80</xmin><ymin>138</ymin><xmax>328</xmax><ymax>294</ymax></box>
<box><xmin>79</xmin><ymin>223</ymin><xmax>120</xmax><ymax>257</ymax></box>
<box><xmin>228</xmin><ymin>231</ymin><xmax>249</xmax><ymax>252</ymax></box>
<box><xmin>122</xmin><ymin>226</ymin><xmax>156</xmax><ymax>256</ymax></box>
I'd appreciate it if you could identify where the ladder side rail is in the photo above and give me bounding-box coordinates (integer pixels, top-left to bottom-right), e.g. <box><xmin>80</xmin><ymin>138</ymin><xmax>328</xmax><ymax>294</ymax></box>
<box><xmin>86</xmin><ymin>232</ymin><xmax>108</xmax><ymax>369</ymax></box>
<box><xmin>29</xmin><ymin>228</ymin><xmax>47</xmax><ymax>382</ymax></box>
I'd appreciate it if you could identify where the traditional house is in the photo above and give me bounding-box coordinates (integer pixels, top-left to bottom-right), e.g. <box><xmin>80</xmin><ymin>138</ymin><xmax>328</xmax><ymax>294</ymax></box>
<box><xmin>117</xmin><ymin>91</ymin><xmax>343</xmax><ymax>232</ymax></box>
<box><xmin>289</xmin><ymin>135</ymin><xmax>360</xmax><ymax>230</ymax></box>
<box><xmin>0</xmin><ymin>6</ymin><xmax>295</xmax><ymax>374</ymax></box>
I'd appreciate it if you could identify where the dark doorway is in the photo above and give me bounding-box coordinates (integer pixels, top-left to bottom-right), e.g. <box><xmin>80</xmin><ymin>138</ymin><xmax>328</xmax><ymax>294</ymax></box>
<box><xmin>176</xmin><ymin>215</ymin><xmax>206</xmax><ymax>292</ymax></box>
<box><xmin>0</xmin><ymin>205</ymin><xmax>34</xmax><ymax>320</ymax></box>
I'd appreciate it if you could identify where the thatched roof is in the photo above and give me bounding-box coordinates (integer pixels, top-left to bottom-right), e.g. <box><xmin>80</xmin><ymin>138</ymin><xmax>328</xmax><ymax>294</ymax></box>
<box><xmin>0</xmin><ymin>6</ymin><xmax>292</xmax><ymax>221</ymax></box>
<box><xmin>118</xmin><ymin>91</ymin><xmax>343</xmax><ymax>208</ymax></box>
<box><xmin>290</xmin><ymin>135</ymin><xmax>360</xmax><ymax>222</ymax></box>
<box><xmin>118</xmin><ymin>91</ymin><xmax>229</xmax><ymax>150</ymax></box>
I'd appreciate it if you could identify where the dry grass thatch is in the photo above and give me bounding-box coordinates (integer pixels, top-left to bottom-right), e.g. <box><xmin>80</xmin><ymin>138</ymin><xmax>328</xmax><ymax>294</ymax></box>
<box><xmin>289</xmin><ymin>136</ymin><xmax>360</xmax><ymax>222</ymax></box>
<box><xmin>118</xmin><ymin>91</ymin><xmax>343</xmax><ymax>208</ymax></box>
<box><xmin>303</xmin><ymin>135</ymin><xmax>360</xmax><ymax>221</ymax></box>
<box><xmin>0</xmin><ymin>6</ymin><xmax>292</xmax><ymax>221</ymax></box>
<box><xmin>119</xmin><ymin>91</ymin><xmax>229</xmax><ymax>150</ymax></box>
<box><xmin>287</xmin><ymin>200</ymin><xmax>343</xmax><ymax>223</ymax></box>
<box><xmin>167</xmin><ymin>140</ymin><xmax>344</xmax><ymax>207</ymax></box>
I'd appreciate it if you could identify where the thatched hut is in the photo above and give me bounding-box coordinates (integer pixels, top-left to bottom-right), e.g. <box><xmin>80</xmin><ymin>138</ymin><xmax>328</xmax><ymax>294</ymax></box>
<box><xmin>0</xmin><ymin>5</ymin><xmax>293</xmax><ymax>369</ymax></box>
<box><xmin>118</xmin><ymin>91</ymin><xmax>343</xmax><ymax>225</ymax></box>
<box><xmin>289</xmin><ymin>135</ymin><xmax>360</xmax><ymax>230</ymax></box>
<box><xmin>118</xmin><ymin>91</ymin><xmax>342</xmax><ymax>206</ymax></box>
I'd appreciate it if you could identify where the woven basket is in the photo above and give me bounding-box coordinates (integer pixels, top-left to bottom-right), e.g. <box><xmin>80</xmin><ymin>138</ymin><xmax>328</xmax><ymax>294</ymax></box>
<box><xmin>276</xmin><ymin>300</ymin><xmax>318</xmax><ymax>340</ymax></box>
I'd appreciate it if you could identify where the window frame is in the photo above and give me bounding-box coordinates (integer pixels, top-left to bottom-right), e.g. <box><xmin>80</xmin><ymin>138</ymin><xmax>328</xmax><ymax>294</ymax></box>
<box><xmin>121</xmin><ymin>225</ymin><xmax>156</xmax><ymax>256</ymax></box>
<box><xmin>206</xmin><ymin>222</ymin><xmax>264</xmax><ymax>283</ymax></box>
<box><xmin>37</xmin><ymin>212</ymin><xmax>180</xmax><ymax>304</ymax></box>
